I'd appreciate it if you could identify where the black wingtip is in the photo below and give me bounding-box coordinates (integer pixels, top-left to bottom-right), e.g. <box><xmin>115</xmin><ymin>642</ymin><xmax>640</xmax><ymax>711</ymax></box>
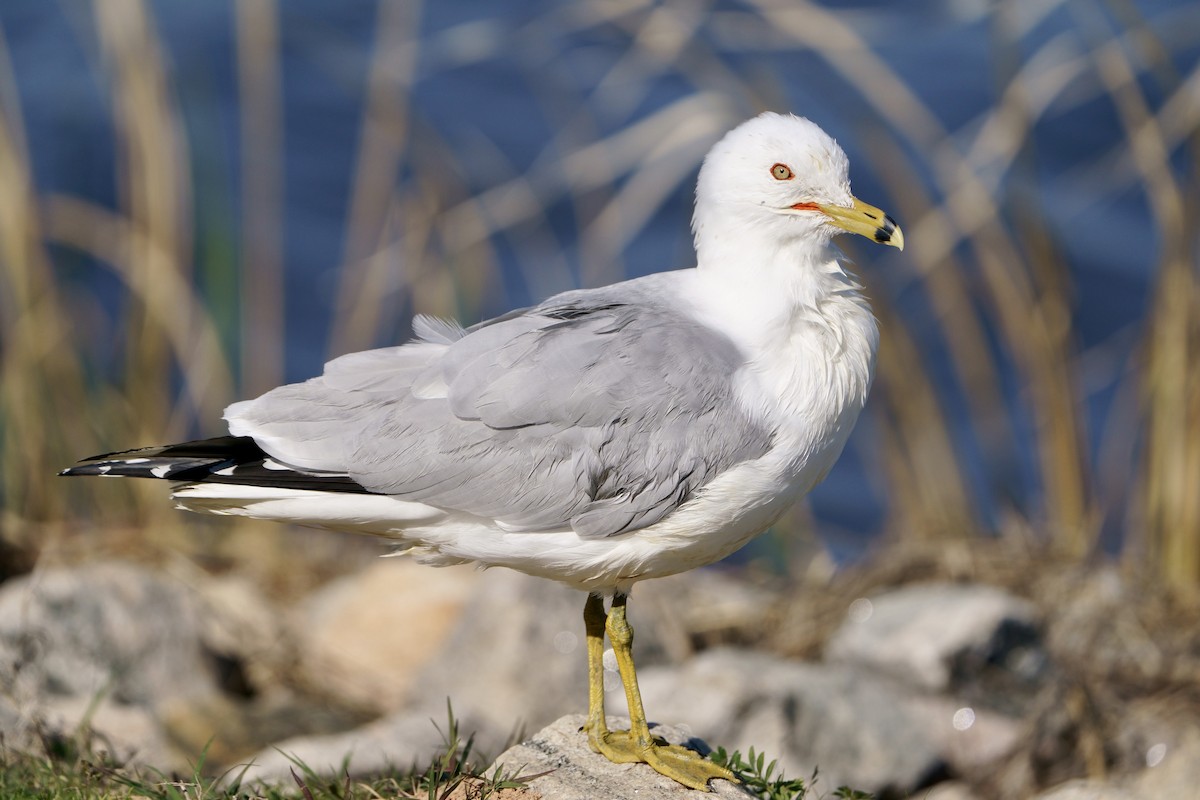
<box><xmin>58</xmin><ymin>462</ymin><xmax>128</xmax><ymax>478</ymax></box>
<box><xmin>59</xmin><ymin>463</ymin><xmax>102</xmax><ymax>477</ymax></box>
<box><xmin>57</xmin><ymin>436</ymin><xmax>370</xmax><ymax>494</ymax></box>
<box><xmin>57</xmin><ymin>437</ymin><xmax>258</xmax><ymax>480</ymax></box>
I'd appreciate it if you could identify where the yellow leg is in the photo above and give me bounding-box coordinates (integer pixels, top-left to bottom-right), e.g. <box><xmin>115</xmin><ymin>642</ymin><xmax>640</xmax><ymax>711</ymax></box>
<box><xmin>580</xmin><ymin>593</ymin><xmax>737</xmax><ymax>791</ymax></box>
<box><xmin>583</xmin><ymin>593</ymin><xmax>610</xmax><ymax>751</ymax></box>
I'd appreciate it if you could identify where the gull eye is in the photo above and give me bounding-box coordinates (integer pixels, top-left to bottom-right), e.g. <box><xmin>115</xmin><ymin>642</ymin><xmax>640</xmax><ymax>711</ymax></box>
<box><xmin>771</xmin><ymin>163</ymin><xmax>793</xmax><ymax>181</ymax></box>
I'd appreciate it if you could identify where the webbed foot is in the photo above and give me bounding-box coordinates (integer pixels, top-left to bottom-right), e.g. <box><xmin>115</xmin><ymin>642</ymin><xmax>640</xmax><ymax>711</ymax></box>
<box><xmin>586</xmin><ymin>726</ymin><xmax>737</xmax><ymax>791</ymax></box>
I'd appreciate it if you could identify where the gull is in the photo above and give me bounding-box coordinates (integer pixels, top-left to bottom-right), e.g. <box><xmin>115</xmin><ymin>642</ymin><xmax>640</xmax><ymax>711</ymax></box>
<box><xmin>62</xmin><ymin>112</ymin><xmax>902</xmax><ymax>791</ymax></box>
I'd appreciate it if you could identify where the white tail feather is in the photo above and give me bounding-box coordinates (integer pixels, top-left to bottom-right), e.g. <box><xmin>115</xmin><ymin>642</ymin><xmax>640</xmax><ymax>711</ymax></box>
<box><xmin>171</xmin><ymin>483</ymin><xmax>446</xmax><ymax>537</ymax></box>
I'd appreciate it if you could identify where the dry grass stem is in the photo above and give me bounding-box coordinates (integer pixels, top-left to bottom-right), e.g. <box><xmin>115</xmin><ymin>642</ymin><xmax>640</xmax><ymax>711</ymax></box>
<box><xmin>1</xmin><ymin>3</ymin><xmax>1196</xmax><ymax>593</ymax></box>
<box><xmin>236</xmin><ymin>0</ymin><xmax>286</xmax><ymax>396</ymax></box>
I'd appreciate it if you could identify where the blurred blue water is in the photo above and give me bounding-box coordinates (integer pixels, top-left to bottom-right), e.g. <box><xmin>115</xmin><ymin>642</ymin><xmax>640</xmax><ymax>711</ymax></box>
<box><xmin>5</xmin><ymin>1</ymin><xmax>1197</xmax><ymax>559</ymax></box>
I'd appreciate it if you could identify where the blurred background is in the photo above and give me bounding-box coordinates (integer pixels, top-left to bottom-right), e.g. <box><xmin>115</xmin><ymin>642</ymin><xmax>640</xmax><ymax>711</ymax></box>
<box><xmin>2</xmin><ymin>2</ymin><xmax>1200</xmax><ymax>797</ymax></box>
<box><xmin>4</xmin><ymin>0</ymin><xmax>1198</xmax><ymax>584</ymax></box>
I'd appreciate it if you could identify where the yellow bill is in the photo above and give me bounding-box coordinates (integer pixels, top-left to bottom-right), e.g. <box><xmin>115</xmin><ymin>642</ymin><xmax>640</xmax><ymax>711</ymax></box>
<box><xmin>798</xmin><ymin>196</ymin><xmax>904</xmax><ymax>250</ymax></box>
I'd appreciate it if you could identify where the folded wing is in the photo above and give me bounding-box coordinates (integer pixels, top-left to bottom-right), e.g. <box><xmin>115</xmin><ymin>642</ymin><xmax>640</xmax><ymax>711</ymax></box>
<box><xmin>225</xmin><ymin>285</ymin><xmax>774</xmax><ymax>537</ymax></box>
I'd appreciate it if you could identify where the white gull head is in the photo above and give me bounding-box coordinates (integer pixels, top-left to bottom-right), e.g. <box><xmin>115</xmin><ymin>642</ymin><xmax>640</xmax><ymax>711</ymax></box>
<box><xmin>691</xmin><ymin>112</ymin><xmax>902</xmax><ymax>266</ymax></box>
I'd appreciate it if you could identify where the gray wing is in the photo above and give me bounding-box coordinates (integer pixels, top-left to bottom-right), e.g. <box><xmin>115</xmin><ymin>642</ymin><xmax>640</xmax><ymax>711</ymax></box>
<box><xmin>226</xmin><ymin>285</ymin><xmax>774</xmax><ymax>538</ymax></box>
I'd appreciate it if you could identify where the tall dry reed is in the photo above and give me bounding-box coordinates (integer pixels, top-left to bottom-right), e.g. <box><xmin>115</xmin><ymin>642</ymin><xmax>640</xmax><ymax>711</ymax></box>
<box><xmin>1</xmin><ymin>2</ymin><xmax>1196</xmax><ymax>591</ymax></box>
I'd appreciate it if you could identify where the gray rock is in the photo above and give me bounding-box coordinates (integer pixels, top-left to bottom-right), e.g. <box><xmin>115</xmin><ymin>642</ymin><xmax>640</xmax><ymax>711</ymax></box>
<box><xmin>486</xmin><ymin>714</ymin><xmax>755</xmax><ymax>800</ymax></box>
<box><xmin>0</xmin><ymin>562</ymin><xmax>217</xmax><ymax>708</ymax></box>
<box><xmin>1032</xmin><ymin>780</ymin><xmax>1139</xmax><ymax>800</ymax></box>
<box><xmin>406</xmin><ymin>567</ymin><xmax>771</xmax><ymax>743</ymax></box>
<box><xmin>27</xmin><ymin>694</ymin><xmax>174</xmax><ymax>768</ymax></box>
<box><xmin>922</xmin><ymin>781</ymin><xmax>985</xmax><ymax>800</ymax></box>
<box><xmin>628</xmin><ymin>648</ymin><xmax>944</xmax><ymax>796</ymax></box>
<box><xmin>246</xmin><ymin>568</ymin><xmax>778</xmax><ymax>788</ymax></box>
<box><xmin>826</xmin><ymin>582</ymin><xmax>1044</xmax><ymax>696</ymax></box>
<box><xmin>192</xmin><ymin>570</ymin><xmax>289</xmax><ymax>695</ymax></box>
<box><xmin>0</xmin><ymin>562</ymin><xmax>220</xmax><ymax>769</ymax></box>
<box><xmin>237</xmin><ymin>708</ymin><xmax>475</xmax><ymax>784</ymax></box>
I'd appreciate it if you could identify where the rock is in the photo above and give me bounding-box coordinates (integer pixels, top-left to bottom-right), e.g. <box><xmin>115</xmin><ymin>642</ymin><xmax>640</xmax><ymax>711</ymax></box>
<box><xmin>1032</xmin><ymin>780</ymin><xmax>1138</xmax><ymax>800</ymax></box>
<box><xmin>629</xmin><ymin>648</ymin><xmax>944</xmax><ymax>796</ymax></box>
<box><xmin>406</xmin><ymin>570</ymin><xmax>590</xmax><ymax>737</ymax></box>
<box><xmin>237</xmin><ymin>708</ymin><xmax>479</xmax><ymax>784</ymax></box>
<box><xmin>251</xmin><ymin>568</ymin><xmax>776</xmax><ymax>786</ymax></box>
<box><xmin>922</xmin><ymin>781</ymin><xmax>984</xmax><ymax>800</ymax></box>
<box><xmin>0</xmin><ymin>562</ymin><xmax>221</xmax><ymax>770</ymax></box>
<box><xmin>192</xmin><ymin>570</ymin><xmax>288</xmax><ymax>695</ymax></box>
<box><xmin>826</xmin><ymin>582</ymin><xmax>1044</xmax><ymax>697</ymax></box>
<box><xmin>157</xmin><ymin>690</ymin><xmax>366</xmax><ymax>769</ymax></box>
<box><xmin>484</xmin><ymin>714</ymin><xmax>755</xmax><ymax>800</ymax></box>
<box><xmin>31</xmin><ymin>694</ymin><xmax>174</xmax><ymax>768</ymax></box>
<box><xmin>0</xmin><ymin>562</ymin><xmax>218</xmax><ymax>708</ymax></box>
<box><xmin>293</xmin><ymin>559</ymin><xmax>479</xmax><ymax>712</ymax></box>
<box><xmin>406</xmin><ymin>567</ymin><xmax>771</xmax><ymax>742</ymax></box>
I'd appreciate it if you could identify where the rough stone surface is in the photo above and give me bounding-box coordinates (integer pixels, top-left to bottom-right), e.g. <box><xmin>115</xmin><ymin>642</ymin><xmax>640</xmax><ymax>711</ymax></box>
<box><xmin>1032</xmin><ymin>781</ymin><xmax>1139</xmax><ymax>800</ymax></box>
<box><xmin>406</xmin><ymin>570</ymin><xmax>591</xmax><ymax>736</ymax></box>
<box><xmin>629</xmin><ymin>648</ymin><xmax>944</xmax><ymax>796</ymax></box>
<box><xmin>406</xmin><ymin>568</ymin><xmax>775</xmax><ymax>743</ymax></box>
<box><xmin>193</xmin><ymin>571</ymin><xmax>288</xmax><ymax>694</ymax></box>
<box><xmin>0</xmin><ymin>562</ymin><xmax>225</xmax><ymax>770</ymax></box>
<box><xmin>294</xmin><ymin>559</ymin><xmax>479</xmax><ymax>711</ymax></box>
<box><xmin>487</xmin><ymin>715</ymin><xmax>755</xmax><ymax>800</ymax></box>
<box><xmin>10</xmin><ymin>557</ymin><xmax>1185</xmax><ymax>800</ymax></box>
<box><xmin>31</xmin><ymin>694</ymin><xmax>174</xmax><ymax>768</ymax></box>
<box><xmin>0</xmin><ymin>562</ymin><xmax>217</xmax><ymax>709</ymax></box>
<box><xmin>826</xmin><ymin>582</ymin><xmax>1044</xmax><ymax>693</ymax></box>
<box><xmin>244</xmin><ymin>568</ymin><xmax>782</xmax><ymax>788</ymax></box>
<box><xmin>238</xmin><ymin>708</ymin><xmax>480</xmax><ymax>784</ymax></box>
<box><xmin>922</xmin><ymin>781</ymin><xmax>984</xmax><ymax>800</ymax></box>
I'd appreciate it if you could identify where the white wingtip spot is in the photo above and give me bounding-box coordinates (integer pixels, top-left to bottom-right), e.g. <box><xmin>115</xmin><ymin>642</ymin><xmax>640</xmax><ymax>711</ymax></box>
<box><xmin>151</xmin><ymin>465</ymin><xmax>172</xmax><ymax>478</ymax></box>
